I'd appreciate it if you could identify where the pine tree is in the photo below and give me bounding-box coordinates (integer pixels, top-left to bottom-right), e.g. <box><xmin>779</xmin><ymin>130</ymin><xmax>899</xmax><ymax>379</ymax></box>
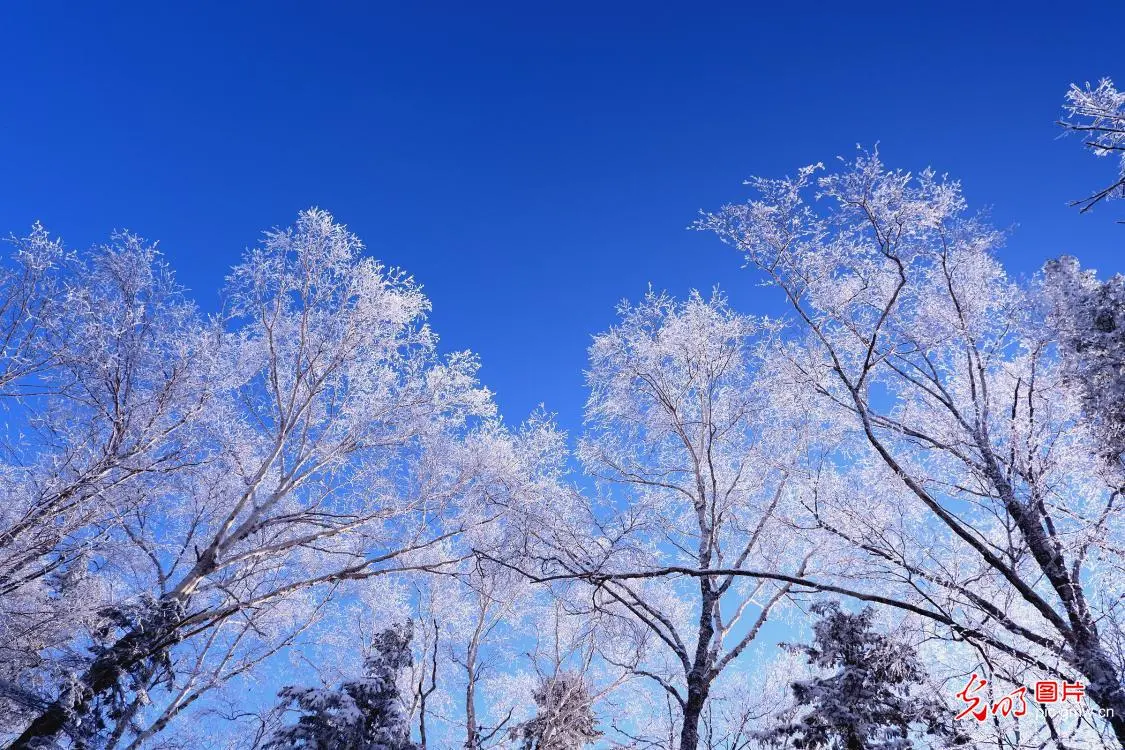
<box><xmin>510</xmin><ymin>672</ymin><xmax>601</xmax><ymax>750</ymax></box>
<box><xmin>760</xmin><ymin>602</ymin><xmax>961</xmax><ymax>750</ymax></box>
<box><xmin>266</xmin><ymin>623</ymin><xmax>418</xmax><ymax>750</ymax></box>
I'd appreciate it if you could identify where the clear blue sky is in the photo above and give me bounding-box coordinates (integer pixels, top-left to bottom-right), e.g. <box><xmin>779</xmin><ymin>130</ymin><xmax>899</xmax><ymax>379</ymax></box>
<box><xmin>1</xmin><ymin>1</ymin><xmax>1121</xmax><ymax>435</ymax></box>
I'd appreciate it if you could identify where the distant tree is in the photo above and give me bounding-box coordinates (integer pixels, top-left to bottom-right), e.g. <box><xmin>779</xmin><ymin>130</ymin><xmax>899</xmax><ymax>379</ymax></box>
<box><xmin>267</xmin><ymin>623</ymin><xmax>419</xmax><ymax>750</ymax></box>
<box><xmin>514</xmin><ymin>290</ymin><xmax>818</xmax><ymax>750</ymax></box>
<box><xmin>1043</xmin><ymin>256</ymin><xmax>1125</xmax><ymax>465</ymax></box>
<box><xmin>760</xmin><ymin>602</ymin><xmax>956</xmax><ymax>750</ymax></box>
<box><xmin>511</xmin><ymin>672</ymin><xmax>601</xmax><ymax>750</ymax></box>
<box><xmin>447</xmin><ymin>559</ymin><xmax>530</xmax><ymax>750</ymax></box>
<box><xmin>409</xmin><ymin>613</ymin><xmax>440</xmax><ymax>750</ymax></box>
<box><xmin>1061</xmin><ymin>78</ymin><xmax>1125</xmax><ymax>215</ymax></box>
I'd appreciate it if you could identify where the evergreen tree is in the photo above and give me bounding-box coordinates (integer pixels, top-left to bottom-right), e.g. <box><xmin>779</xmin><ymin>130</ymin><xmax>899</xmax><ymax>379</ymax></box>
<box><xmin>266</xmin><ymin>623</ymin><xmax>418</xmax><ymax>750</ymax></box>
<box><xmin>511</xmin><ymin>672</ymin><xmax>601</xmax><ymax>750</ymax></box>
<box><xmin>1044</xmin><ymin>256</ymin><xmax>1125</xmax><ymax>466</ymax></box>
<box><xmin>760</xmin><ymin>602</ymin><xmax>961</xmax><ymax>750</ymax></box>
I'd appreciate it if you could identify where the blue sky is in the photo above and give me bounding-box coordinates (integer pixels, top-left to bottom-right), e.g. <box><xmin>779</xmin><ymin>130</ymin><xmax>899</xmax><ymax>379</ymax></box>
<box><xmin>1</xmin><ymin>1</ymin><xmax>1122</xmax><ymax>437</ymax></box>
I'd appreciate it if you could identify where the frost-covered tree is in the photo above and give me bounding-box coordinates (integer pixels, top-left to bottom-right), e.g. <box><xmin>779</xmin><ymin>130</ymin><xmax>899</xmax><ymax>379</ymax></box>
<box><xmin>1061</xmin><ymin>78</ymin><xmax>1125</xmax><ymax>215</ymax></box>
<box><xmin>0</xmin><ymin>228</ymin><xmax>217</xmax><ymax>735</ymax></box>
<box><xmin>267</xmin><ymin>623</ymin><xmax>418</xmax><ymax>750</ymax></box>
<box><xmin>760</xmin><ymin>602</ymin><xmax>955</xmax><ymax>750</ymax></box>
<box><xmin>700</xmin><ymin>152</ymin><xmax>1125</xmax><ymax>745</ymax></box>
<box><xmin>2</xmin><ymin>210</ymin><xmax>530</xmax><ymax>749</ymax></box>
<box><xmin>510</xmin><ymin>672</ymin><xmax>601</xmax><ymax>750</ymax></box>
<box><xmin>517</xmin><ymin>291</ymin><xmax>820</xmax><ymax>750</ymax></box>
<box><xmin>1043</xmin><ymin>256</ymin><xmax>1125</xmax><ymax>465</ymax></box>
<box><xmin>694</xmin><ymin>653</ymin><xmax>808</xmax><ymax>750</ymax></box>
<box><xmin>508</xmin><ymin>600</ymin><xmax>627</xmax><ymax>750</ymax></box>
<box><xmin>447</xmin><ymin>558</ymin><xmax>531</xmax><ymax>750</ymax></box>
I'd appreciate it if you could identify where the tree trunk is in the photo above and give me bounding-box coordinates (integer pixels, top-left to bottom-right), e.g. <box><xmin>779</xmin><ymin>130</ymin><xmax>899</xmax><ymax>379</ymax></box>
<box><xmin>991</xmin><ymin>468</ymin><xmax>1125</xmax><ymax>747</ymax></box>
<box><xmin>464</xmin><ymin>663</ymin><xmax>478</xmax><ymax>749</ymax></box>
<box><xmin>678</xmin><ymin>673</ymin><xmax>709</xmax><ymax>750</ymax></box>
<box><xmin>862</xmin><ymin>410</ymin><xmax>1125</xmax><ymax>747</ymax></box>
<box><xmin>678</xmin><ymin>550</ymin><xmax>718</xmax><ymax>750</ymax></box>
<box><xmin>7</xmin><ymin>600</ymin><xmax>183</xmax><ymax>750</ymax></box>
<box><xmin>417</xmin><ymin>618</ymin><xmax>437</xmax><ymax>750</ymax></box>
